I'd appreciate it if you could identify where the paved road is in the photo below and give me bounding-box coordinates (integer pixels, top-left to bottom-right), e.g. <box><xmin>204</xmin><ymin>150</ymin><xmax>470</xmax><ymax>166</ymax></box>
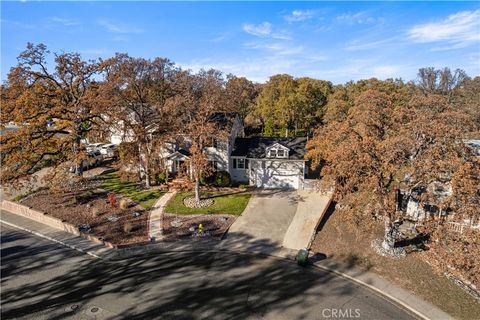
<box><xmin>1</xmin><ymin>224</ymin><xmax>417</xmax><ymax>320</ymax></box>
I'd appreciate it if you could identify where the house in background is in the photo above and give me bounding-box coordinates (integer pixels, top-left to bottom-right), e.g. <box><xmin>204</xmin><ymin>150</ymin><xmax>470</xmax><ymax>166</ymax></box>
<box><xmin>396</xmin><ymin>139</ymin><xmax>480</xmax><ymax>232</ymax></box>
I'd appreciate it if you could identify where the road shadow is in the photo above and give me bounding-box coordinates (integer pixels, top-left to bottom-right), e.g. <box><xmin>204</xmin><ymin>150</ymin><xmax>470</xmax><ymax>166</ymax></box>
<box><xmin>0</xmin><ymin>226</ymin><xmax>382</xmax><ymax>320</ymax></box>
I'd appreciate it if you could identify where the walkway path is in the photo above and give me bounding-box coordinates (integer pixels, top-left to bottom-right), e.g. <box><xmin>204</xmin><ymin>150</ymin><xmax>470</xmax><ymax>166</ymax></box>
<box><xmin>148</xmin><ymin>191</ymin><xmax>177</xmax><ymax>241</ymax></box>
<box><xmin>282</xmin><ymin>190</ymin><xmax>333</xmax><ymax>250</ymax></box>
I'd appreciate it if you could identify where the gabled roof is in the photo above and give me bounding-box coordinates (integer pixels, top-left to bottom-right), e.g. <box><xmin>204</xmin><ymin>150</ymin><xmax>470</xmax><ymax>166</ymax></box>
<box><xmin>166</xmin><ymin>148</ymin><xmax>191</xmax><ymax>159</ymax></box>
<box><xmin>232</xmin><ymin>137</ymin><xmax>307</xmax><ymax>160</ymax></box>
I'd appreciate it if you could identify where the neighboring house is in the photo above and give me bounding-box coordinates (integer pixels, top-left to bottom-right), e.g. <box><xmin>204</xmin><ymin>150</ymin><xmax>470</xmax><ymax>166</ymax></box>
<box><xmin>160</xmin><ymin>112</ymin><xmax>309</xmax><ymax>189</ymax></box>
<box><xmin>397</xmin><ymin>139</ymin><xmax>480</xmax><ymax>231</ymax></box>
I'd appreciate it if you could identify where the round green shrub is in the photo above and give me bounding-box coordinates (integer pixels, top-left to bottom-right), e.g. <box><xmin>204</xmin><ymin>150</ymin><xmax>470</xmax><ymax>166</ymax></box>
<box><xmin>215</xmin><ymin>171</ymin><xmax>231</xmax><ymax>187</ymax></box>
<box><xmin>155</xmin><ymin>171</ymin><xmax>166</xmax><ymax>184</ymax></box>
<box><xmin>200</xmin><ymin>172</ymin><xmax>215</xmax><ymax>185</ymax></box>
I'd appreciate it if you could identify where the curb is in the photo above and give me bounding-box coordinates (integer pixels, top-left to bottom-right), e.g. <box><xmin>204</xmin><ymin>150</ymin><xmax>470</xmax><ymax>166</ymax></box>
<box><xmin>0</xmin><ymin>219</ymin><xmax>102</xmax><ymax>259</ymax></box>
<box><xmin>312</xmin><ymin>263</ymin><xmax>430</xmax><ymax>320</ymax></box>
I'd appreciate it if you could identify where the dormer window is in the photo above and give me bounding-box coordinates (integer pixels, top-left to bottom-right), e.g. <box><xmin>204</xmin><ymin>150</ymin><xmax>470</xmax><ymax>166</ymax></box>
<box><xmin>266</xmin><ymin>143</ymin><xmax>289</xmax><ymax>159</ymax></box>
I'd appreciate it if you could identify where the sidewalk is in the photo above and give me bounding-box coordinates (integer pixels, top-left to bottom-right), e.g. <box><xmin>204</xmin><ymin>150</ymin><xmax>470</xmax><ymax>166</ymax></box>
<box><xmin>148</xmin><ymin>190</ymin><xmax>177</xmax><ymax>241</ymax></box>
<box><xmin>0</xmin><ymin>210</ymin><xmax>110</xmax><ymax>259</ymax></box>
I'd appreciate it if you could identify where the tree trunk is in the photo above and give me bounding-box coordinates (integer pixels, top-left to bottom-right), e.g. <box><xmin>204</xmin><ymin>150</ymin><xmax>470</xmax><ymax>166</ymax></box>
<box><xmin>145</xmin><ymin>161</ymin><xmax>151</xmax><ymax>188</ymax></box>
<box><xmin>382</xmin><ymin>218</ymin><xmax>395</xmax><ymax>250</ymax></box>
<box><xmin>194</xmin><ymin>174</ymin><xmax>201</xmax><ymax>202</ymax></box>
<box><xmin>285</xmin><ymin>127</ymin><xmax>289</xmax><ymax>138</ymax></box>
<box><xmin>141</xmin><ymin>143</ymin><xmax>151</xmax><ymax>188</ymax></box>
<box><xmin>73</xmin><ymin>136</ymin><xmax>83</xmax><ymax>177</ymax></box>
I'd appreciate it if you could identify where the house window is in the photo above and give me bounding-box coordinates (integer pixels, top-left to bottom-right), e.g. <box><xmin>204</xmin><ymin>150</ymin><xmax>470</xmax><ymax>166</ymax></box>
<box><xmin>233</xmin><ymin>158</ymin><xmax>237</xmax><ymax>169</ymax></box>
<box><xmin>269</xmin><ymin>149</ymin><xmax>277</xmax><ymax>158</ymax></box>
<box><xmin>245</xmin><ymin>159</ymin><xmax>249</xmax><ymax>169</ymax></box>
<box><xmin>238</xmin><ymin>158</ymin><xmax>245</xmax><ymax>169</ymax></box>
<box><xmin>209</xmin><ymin>160</ymin><xmax>218</xmax><ymax>170</ymax></box>
<box><xmin>268</xmin><ymin>147</ymin><xmax>287</xmax><ymax>158</ymax></box>
<box><xmin>277</xmin><ymin>149</ymin><xmax>285</xmax><ymax>157</ymax></box>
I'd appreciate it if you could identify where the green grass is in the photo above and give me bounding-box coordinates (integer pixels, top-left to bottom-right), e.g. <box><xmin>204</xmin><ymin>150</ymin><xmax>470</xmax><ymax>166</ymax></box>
<box><xmin>100</xmin><ymin>172</ymin><xmax>165</xmax><ymax>209</ymax></box>
<box><xmin>165</xmin><ymin>191</ymin><xmax>251</xmax><ymax>216</ymax></box>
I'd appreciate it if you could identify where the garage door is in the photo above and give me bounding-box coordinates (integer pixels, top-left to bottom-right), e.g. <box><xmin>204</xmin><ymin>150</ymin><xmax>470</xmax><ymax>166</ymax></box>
<box><xmin>256</xmin><ymin>170</ymin><xmax>300</xmax><ymax>189</ymax></box>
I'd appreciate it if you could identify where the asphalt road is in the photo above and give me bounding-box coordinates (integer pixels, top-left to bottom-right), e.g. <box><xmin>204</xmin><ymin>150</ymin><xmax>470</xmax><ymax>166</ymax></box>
<box><xmin>0</xmin><ymin>224</ymin><xmax>417</xmax><ymax>320</ymax></box>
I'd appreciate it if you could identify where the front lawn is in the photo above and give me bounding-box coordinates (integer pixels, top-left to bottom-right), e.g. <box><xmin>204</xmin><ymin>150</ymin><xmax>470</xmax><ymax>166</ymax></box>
<box><xmin>165</xmin><ymin>191</ymin><xmax>251</xmax><ymax>216</ymax></box>
<box><xmin>100</xmin><ymin>172</ymin><xmax>165</xmax><ymax>209</ymax></box>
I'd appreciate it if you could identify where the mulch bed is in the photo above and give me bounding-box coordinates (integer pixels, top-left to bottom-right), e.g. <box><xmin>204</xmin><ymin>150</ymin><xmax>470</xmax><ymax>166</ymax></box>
<box><xmin>20</xmin><ymin>189</ymin><xmax>148</xmax><ymax>246</ymax></box>
<box><xmin>162</xmin><ymin>213</ymin><xmax>236</xmax><ymax>241</ymax></box>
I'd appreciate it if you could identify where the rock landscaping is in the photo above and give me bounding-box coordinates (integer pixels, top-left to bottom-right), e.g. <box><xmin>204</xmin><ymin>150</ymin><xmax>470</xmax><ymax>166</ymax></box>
<box><xmin>20</xmin><ymin>188</ymin><xmax>149</xmax><ymax>246</ymax></box>
<box><xmin>183</xmin><ymin>196</ymin><xmax>214</xmax><ymax>208</ymax></box>
<box><xmin>162</xmin><ymin>213</ymin><xmax>235</xmax><ymax>241</ymax></box>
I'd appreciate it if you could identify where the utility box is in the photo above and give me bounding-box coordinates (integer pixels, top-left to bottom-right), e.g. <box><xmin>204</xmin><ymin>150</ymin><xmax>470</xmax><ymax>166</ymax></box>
<box><xmin>297</xmin><ymin>248</ymin><xmax>309</xmax><ymax>266</ymax></box>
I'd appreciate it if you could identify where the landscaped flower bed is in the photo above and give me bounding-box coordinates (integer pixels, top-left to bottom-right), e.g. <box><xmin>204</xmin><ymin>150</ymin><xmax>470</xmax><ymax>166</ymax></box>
<box><xmin>161</xmin><ymin>190</ymin><xmax>251</xmax><ymax>240</ymax></box>
<box><xmin>162</xmin><ymin>213</ymin><xmax>236</xmax><ymax>240</ymax></box>
<box><xmin>20</xmin><ymin>189</ymin><xmax>149</xmax><ymax>246</ymax></box>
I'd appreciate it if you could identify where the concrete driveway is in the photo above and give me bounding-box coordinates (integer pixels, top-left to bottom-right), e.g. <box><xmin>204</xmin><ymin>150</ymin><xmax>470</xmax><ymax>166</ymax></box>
<box><xmin>224</xmin><ymin>190</ymin><xmax>299</xmax><ymax>253</ymax></box>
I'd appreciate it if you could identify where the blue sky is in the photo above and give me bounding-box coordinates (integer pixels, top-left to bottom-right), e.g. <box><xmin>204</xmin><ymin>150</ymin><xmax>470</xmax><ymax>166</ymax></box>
<box><xmin>1</xmin><ymin>1</ymin><xmax>479</xmax><ymax>84</ymax></box>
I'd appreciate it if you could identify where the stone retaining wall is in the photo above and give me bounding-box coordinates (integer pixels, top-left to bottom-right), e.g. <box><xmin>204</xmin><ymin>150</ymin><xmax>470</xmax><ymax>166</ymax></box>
<box><xmin>1</xmin><ymin>200</ymin><xmax>115</xmax><ymax>248</ymax></box>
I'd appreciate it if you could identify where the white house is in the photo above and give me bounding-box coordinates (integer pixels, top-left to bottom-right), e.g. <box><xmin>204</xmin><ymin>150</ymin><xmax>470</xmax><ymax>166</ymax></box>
<box><xmin>160</xmin><ymin>112</ymin><xmax>308</xmax><ymax>189</ymax></box>
<box><xmin>230</xmin><ymin>137</ymin><xmax>307</xmax><ymax>189</ymax></box>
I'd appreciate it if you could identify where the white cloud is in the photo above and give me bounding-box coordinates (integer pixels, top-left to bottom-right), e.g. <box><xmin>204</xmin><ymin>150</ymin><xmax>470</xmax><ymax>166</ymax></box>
<box><xmin>243</xmin><ymin>41</ymin><xmax>303</xmax><ymax>55</ymax></box>
<box><xmin>409</xmin><ymin>10</ymin><xmax>480</xmax><ymax>47</ymax></box>
<box><xmin>336</xmin><ymin>11</ymin><xmax>377</xmax><ymax>25</ymax></box>
<box><xmin>242</xmin><ymin>22</ymin><xmax>290</xmax><ymax>40</ymax></box>
<box><xmin>50</xmin><ymin>16</ymin><xmax>80</xmax><ymax>26</ymax></box>
<box><xmin>243</xmin><ymin>22</ymin><xmax>272</xmax><ymax>37</ymax></box>
<box><xmin>345</xmin><ymin>36</ymin><xmax>402</xmax><ymax>51</ymax></box>
<box><xmin>285</xmin><ymin>10</ymin><xmax>314</xmax><ymax>23</ymax></box>
<box><xmin>180</xmin><ymin>57</ymin><xmax>299</xmax><ymax>83</ymax></box>
<box><xmin>98</xmin><ymin>19</ymin><xmax>144</xmax><ymax>34</ymax></box>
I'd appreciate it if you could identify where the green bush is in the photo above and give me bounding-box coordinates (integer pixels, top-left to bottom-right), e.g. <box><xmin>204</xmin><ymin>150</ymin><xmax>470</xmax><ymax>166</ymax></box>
<box><xmin>200</xmin><ymin>172</ymin><xmax>215</xmax><ymax>185</ymax></box>
<box><xmin>155</xmin><ymin>171</ymin><xmax>166</xmax><ymax>184</ymax></box>
<box><xmin>239</xmin><ymin>183</ymin><xmax>249</xmax><ymax>189</ymax></box>
<box><xmin>215</xmin><ymin>171</ymin><xmax>231</xmax><ymax>187</ymax></box>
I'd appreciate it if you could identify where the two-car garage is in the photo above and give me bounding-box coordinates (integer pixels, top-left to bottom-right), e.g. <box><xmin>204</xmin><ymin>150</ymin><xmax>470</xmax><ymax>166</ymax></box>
<box><xmin>250</xmin><ymin>160</ymin><xmax>304</xmax><ymax>189</ymax></box>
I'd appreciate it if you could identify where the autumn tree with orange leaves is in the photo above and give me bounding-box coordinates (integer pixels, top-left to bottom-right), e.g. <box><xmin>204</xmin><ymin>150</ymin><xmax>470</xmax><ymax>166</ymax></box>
<box><xmin>102</xmin><ymin>54</ymin><xmax>178</xmax><ymax>188</ymax></box>
<box><xmin>1</xmin><ymin>43</ymin><xmax>109</xmax><ymax>186</ymax></box>
<box><xmin>307</xmin><ymin>87</ymin><xmax>479</xmax><ymax>285</ymax></box>
<box><xmin>166</xmin><ymin>69</ymin><xmax>231</xmax><ymax>202</ymax></box>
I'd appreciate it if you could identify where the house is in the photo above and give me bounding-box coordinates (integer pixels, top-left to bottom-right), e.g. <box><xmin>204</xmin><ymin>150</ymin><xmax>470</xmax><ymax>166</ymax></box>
<box><xmin>230</xmin><ymin>137</ymin><xmax>307</xmax><ymax>189</ymax></box>
<box><xmin>161</xmin><ymin>112</ymin><xmax>308</xmax><ymax>189</ymax></box>
<box><xmin>397</xmin><ymin>139</ymin><xmax>480</xmax><ymax>230</ymax></box>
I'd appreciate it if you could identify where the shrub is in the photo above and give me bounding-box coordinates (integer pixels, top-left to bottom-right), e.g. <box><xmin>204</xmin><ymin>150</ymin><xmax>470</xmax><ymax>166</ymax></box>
<box><xmin>200</xmin><ymin>172</ymin><xmax>215</xmax><ymax>185</ymax></box>
<box><xmin>123</xmin><ymin>222</ymin><xmax>134</xmax><ymax>233</ymax></box>
<box><xmin>215</xmin><ymin>171</ymin><xmax>231</xmax><ymax>187</ymax></box>
<box><xmin>119</xmin><ymin>198</ymin><xmax>129</xmax><ymax>210</ymax></box>
<box><xmin>155</xmin><ymin>171</ymin><xmax>166</xmax><ymax>184</ymax></box>
<box><xmin>239</xmin><ymin>183</ymin><xmax>249</xmax><ymax>189</ymax></box>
